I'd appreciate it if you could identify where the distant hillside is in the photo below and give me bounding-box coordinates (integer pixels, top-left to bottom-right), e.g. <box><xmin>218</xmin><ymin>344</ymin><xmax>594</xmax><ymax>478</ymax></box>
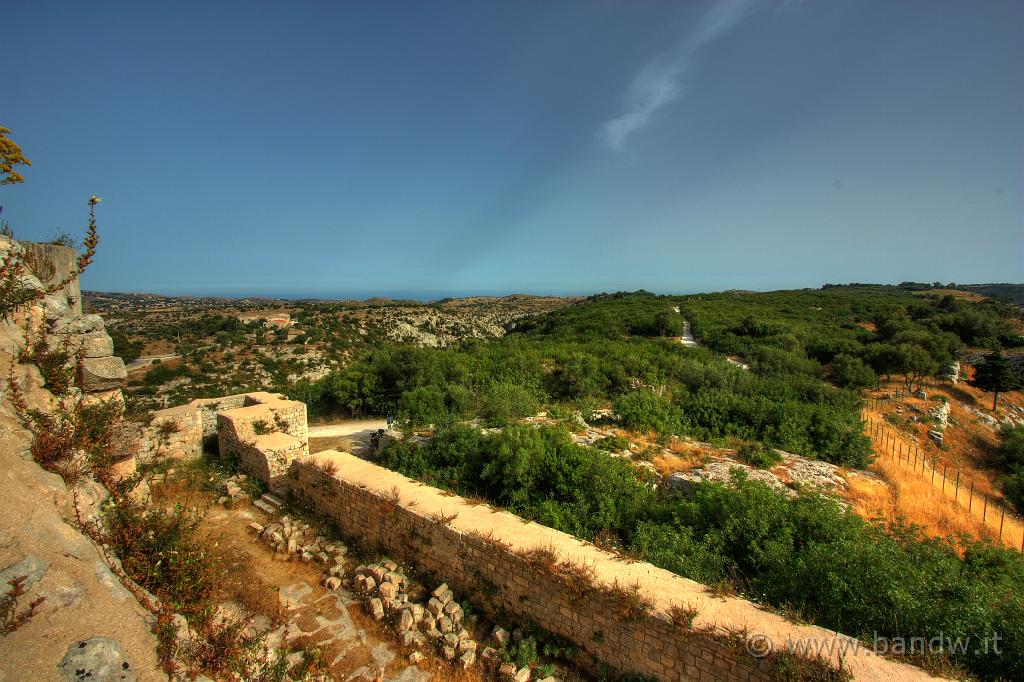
<box><xmin>955</xmin><ymin>283</ymin><xmax>1024</xmax><ymax>306</ymax></box>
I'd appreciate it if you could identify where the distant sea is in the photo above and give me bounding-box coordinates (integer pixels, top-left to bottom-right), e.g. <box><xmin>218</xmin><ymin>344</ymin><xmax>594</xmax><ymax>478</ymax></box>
<box><xmin>96</xmin><ymin>288</ymin><xmax>608</xmax><ymax>302</ymax></box>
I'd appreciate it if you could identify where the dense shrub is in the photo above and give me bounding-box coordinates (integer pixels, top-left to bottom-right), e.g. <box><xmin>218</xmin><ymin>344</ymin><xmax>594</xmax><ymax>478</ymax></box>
<box><xmin>995</xmin><ymin>426</ymin><xmax>1024</xmax><ymax>513</ymax></box>
<box><xmin>614</xmin><ymin>390</ymin><xmax>681</xmax><ymax>434</ymax></box>
<box><xmin>381</xmin><ymin>430</ymin><xmax>1023</xmax><ymax>680</ymax></box>
<box><xmin>830</xmin><ymin>353</ymin><xmax>877</xmax><ymax>390</ymax></box>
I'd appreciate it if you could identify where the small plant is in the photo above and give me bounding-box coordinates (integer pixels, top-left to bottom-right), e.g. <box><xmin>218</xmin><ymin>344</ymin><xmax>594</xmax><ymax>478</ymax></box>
<box><xmin>156</xmin><ymin>420</ymin><xmax>181</xmax><ymax>446</ymax></box>
<box><xmin>252</xmin><ymin>419</ymin><xmax>271</xmax><ymax>435</ymax></box>
<box><xmin>21</xmin><ymin>249</ymin><xmax>55</xmax><ymax>283</ymax></box>
<box><xmin>313</xmin><ymin>459</ymin><xmax>338</xmax><ymax>476</ymax></box>
<box><xmin>594</xmin><ymin>434</ymin><xmax>631</xmax><ymax>452</ymax></box>
<box><xmin>667</xmin><ymin>602</ymin><xmax>699</xmax><ymax>629</ymax></box>
<box><xmin>737</xmin><ymin>442</ymin><xmax>782</xmax><ymax>469</ymax></box>
<box><xmin>0</xmin><ymin>575</ymin><xmax>45</xmax><ymax>636</ymax></box>
<box><xmin>18</xmin><ymin>329</ymin><xmax>81</xmax><ymax>397</ymax></box>
<box><xmin>502</xmin><ymin>635</ymin><xmax>538</xmax><ymax>669</ymax></box>
<box><xmin>600</xmin><ymin>579</ymin><xmax>652</xmax><ymax>622</ymax></box>
<box><xmin>519</xmin><ymin>546</ymin><xmax>559</xmax><ymax>573</ymax></box>
<box><xmin>9</xmin><ymin>362</ymin><xmax>122</xmax><ymax>483</ymax></box>
<box><xmin>0</xmin><ymin>195</ymin><xmax>100</xmax><ymax>321</ymax></box>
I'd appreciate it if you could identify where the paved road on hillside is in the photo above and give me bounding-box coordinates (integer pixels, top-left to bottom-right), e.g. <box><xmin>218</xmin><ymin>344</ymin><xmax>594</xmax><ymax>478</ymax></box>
<box><xmin>673</xmin><ymin>306</ymin><xmax>746</xmax><ymax>368</ymax></box>
<box><xmin>308</xmin><ymin>419</ymin><xmax>389</xmax><ymax>439</ymax></box>
<box><xmin>126</xmin><ymin>354</ymin><xmax>180</xmax><ymax>370</ymax></box>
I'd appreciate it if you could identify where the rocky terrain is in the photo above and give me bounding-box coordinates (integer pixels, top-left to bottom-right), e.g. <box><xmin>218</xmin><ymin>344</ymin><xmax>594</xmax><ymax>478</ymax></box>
<box><xmin>86</xmin><ymin>292</ymin><xmax>573</xmax><ymax>415</ymax></box>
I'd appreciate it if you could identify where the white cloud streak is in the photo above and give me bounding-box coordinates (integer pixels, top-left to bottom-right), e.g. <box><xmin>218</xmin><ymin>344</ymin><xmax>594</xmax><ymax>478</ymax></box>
<box><xmin>598</xmin><ymin>0</ymin><xmax>761</xmax><ymax>151</ymax></box>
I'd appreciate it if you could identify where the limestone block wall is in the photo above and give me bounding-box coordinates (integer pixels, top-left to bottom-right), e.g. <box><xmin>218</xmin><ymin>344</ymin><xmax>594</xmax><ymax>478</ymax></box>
<box><xmin>138</xmin><ymin>391</ymin><xmax>302</xmax><ymax>463</ymax></box>
<box><xmin>0</xmin><ymin>237</ymin><xmax>126</xmax><ymax>402</ymax></box>
<box><xmin>290</xmin><ymin>451</ymin><xmax>940</xmax><ymax>682</ymax></box>
<box><xmin>217</xmin><ymin>395</ymin><xmax>308</xmax><ymax>493</ymax></box>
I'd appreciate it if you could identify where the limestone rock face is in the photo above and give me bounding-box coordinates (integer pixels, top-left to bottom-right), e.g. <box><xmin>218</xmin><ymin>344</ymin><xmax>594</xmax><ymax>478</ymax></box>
<box><xmin>44</xmin><ymin>293</ymin><xmax>71</xmax><ymax>322</ymax></box>
<box><xmin>81</xmin><ymin>331</ymin><xmax>115</xmax><ymax>358</ymax></box>
<box><xmin>78</xmin><ymin>356</ymin><xmax>128</xmax><ymax>392</ymax></box>
<box><xmin>51</xmin><ymin>313</ymin><xmax>105</xmax><ymax>337</ymax></box>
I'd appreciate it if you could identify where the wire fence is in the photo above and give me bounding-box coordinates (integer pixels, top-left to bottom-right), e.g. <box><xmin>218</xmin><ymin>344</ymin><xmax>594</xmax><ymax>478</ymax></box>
<box><xmin>862</xmin><ymin>397</ymin><xmax>1023</xmax><ymax>552</ymax></box>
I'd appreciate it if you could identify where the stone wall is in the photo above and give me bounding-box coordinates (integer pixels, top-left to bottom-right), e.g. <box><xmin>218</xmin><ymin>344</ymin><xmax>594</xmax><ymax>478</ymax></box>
<box><xmin>138</xmin><ymin>391</ymin><xmax>300</xmax><ymax>463</ymax></box>
<box><xmin>217</xmin><ymin>394</ymin><xmax>308</xmax><ymax>494</ymax></box>
<box><xmin>0</xmin><ymin>236</ymin><xmax>127</xmax><ymax>401</ymax></box>
<box><xmin>290</xmin><ymin>451</ymin><xmax>939</xmax><ymax>682</ymax></box>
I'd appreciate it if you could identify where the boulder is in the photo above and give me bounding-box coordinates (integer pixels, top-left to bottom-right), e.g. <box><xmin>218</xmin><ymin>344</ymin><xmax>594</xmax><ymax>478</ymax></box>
<box><xmin>43</xmin><ymin>293</ymin><xmax>70</xmax><ymax>322</ymax></box>
<box><xmin>81</xmin><ymin>331</ymin><xmax>114</xmax><ymax>358</ymax></box>
<box><xmin>58</xmin><ymin>637</ymin><xmax>136</xmax><ymax>682</ymax></box>
<box><xmin>51</xmin><ymin>313</ymin><xmax>105</xmax><ymax>336</ymax></box>
<box><xmin>77</xmin><ymin>356</ymin><xmax>127</xmax><ymax>392</ymax></box>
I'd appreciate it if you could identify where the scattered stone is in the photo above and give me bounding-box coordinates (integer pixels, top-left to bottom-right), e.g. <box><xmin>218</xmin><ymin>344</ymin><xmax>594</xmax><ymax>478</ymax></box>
<box><xmin>491</xmin><ymin>626</ymin><xmax>510</xmax><ymax>646</ymax></box>
<box><xmin>369</xmin><ymin>597</ymin><xmax>385</xmax><ymax>620</ymax></box>
<box><xmin>398</xmin><ymin>609</ymin><xmax>415</xmax><ymax>632</ymax></box>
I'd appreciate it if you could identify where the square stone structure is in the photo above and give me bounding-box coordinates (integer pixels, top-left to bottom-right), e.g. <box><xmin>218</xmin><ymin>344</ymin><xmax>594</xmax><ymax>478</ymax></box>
<box><xmin>217</xmin><ymin>393</ymin><xmax>308</xmax><ymax>494</ymax></box>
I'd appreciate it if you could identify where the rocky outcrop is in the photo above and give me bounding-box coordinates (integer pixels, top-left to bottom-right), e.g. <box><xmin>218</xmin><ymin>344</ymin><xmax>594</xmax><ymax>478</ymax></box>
<box><xmin>78</xmin><ymin>356</ymin><xmax>128</xmax><ymax>392</ymax></box>
<box><xmin>666</xmin><ymin>451</ymin><xmax>848</xmax><ymax>499</ymax></box>
<box><xmin>0</xmin><ymin>237</ymin><xmax>155</xmax><ymax>680</ymax></box>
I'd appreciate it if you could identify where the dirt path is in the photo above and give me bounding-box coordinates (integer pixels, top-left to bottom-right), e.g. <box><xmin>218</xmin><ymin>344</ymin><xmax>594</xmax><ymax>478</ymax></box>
<box><xmin>309</xmin><ymin>420</ymin><xmax>389</xmax><ymax>439</ymax></box>
<box><xmin>200</xmin><ymin>501</ymin><xmax>431</xmax><ymax>681</ymax></box>
<box><xmin>309</xmin><ymin>420</ymin><xmax>389</xmax><ymax>457</ymax></box>
<box><xmin>126</xmin><ymin>354</ymin><xmax>180</xmax><ymax>370</ymax></box>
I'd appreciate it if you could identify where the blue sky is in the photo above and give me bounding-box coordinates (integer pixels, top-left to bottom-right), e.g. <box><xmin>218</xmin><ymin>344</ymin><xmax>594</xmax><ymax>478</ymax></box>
<box><xmin>3</xmin><ymin>0</ymin><xmax>1022</xmax><ymax>299</ymax></box>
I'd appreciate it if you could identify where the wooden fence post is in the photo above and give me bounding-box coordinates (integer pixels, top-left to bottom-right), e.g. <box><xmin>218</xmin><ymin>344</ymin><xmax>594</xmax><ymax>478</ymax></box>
<box><xmin>969</xmin><ymin>482</ymin><xmax>974</xmax><ymax>512</ymax></box>
<box><xmin>1000</xmin><ymin>508</ymin><xmax>1006</xmax><ymax>540</ymax></box>
<box><xmin>955</xmin><ymin>470</ymin><xmax>960</xmax><ymax>501</ymax></box>
<box><xmin>942</xmin><ymin>465</ymin><xmax>947</xmax><ymax>492</ymax></box>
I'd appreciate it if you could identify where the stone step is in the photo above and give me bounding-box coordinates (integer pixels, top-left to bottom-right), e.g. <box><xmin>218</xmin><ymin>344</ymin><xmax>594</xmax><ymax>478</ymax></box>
<box><xmin>252</xmin><ymin>499</ymin><xmax>278</xmax><ymax>515</ymax></box>
<box><xmin>261</xmin><ymin>493</ymin><xmax>285</xmax><ymax>509</ymax></box>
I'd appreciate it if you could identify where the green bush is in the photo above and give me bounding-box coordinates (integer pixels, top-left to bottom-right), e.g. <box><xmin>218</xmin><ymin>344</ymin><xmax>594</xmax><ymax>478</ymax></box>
<box><xmin>614</xmin><ymin>390</ymin><xmax>681</xmax><ymax>434</ymax></box>
<box><xmin>995</xmin><ymin>426</ymin><xmax>1024</xmax><ymax>513</ymax></box>
<box><xmin>736</xmin><ymin>442</ymin><xmax>782</xmax><ymax>469</ymax></box>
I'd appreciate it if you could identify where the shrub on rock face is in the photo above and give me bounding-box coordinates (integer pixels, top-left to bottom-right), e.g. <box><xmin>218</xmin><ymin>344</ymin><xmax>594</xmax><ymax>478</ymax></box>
<box><xmin>736</xmin><ymin>442</ymin><xmax>782</xmax><ymax>469</ymax></box>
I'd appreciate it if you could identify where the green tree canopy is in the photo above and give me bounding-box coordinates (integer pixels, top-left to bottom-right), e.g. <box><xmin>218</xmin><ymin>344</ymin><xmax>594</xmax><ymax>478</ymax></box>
<box><xmin>970</xmin><ymin>351</ymin><xmax>1022</xmax><ymax>410</ymax></box>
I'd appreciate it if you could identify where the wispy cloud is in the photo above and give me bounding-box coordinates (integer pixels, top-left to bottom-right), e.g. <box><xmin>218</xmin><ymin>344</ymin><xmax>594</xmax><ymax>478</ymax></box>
<box><xmin>598</xmin><ymin>0</ymin><xmax>761</xmax><ymax>151</ymax></box>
